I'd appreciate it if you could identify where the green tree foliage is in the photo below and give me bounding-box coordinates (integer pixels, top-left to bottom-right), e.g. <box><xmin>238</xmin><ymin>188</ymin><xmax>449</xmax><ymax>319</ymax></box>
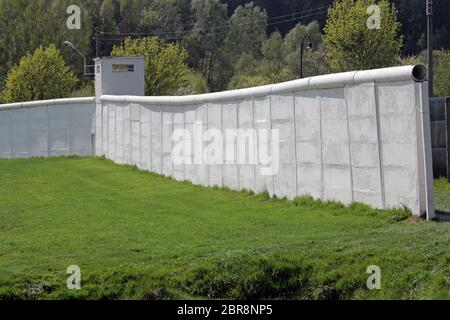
<box><xmin>228</xmin><ymin>73</ymin><xmax>270</xmax><ymax>90</ymax></box>
<box><xmin>228</xmin><ymin>21</ymin><xmax>329</xmax><ymax>90</ymax></box>
<box><xmin>1</xmin><ymin>0</ymin><xmax>449</xmax><ymax>94</ymax></box>
<box><xmin>399</xmin><ymin>49</ymin><xmax>450</xmax><ymax>97</ymax></box>
<box><xmin>226</xmin><ymin>2</ymin><xmax>268</xmax><ymax>59</ymax></box>
<box><xmin>284</xmin><ymin>21</ymin><xmax>330</xmax><ymax>78</ymax></box>
<box><xmin>98</xmin><ymin>0</ymin><xmax>120</xmax><ymax>55</ymax></box>
<box><xmin>139</xmin><ymin>0</ymin><xmax>193</xmax><ymax>41</ymax></box>
<box><xmin>259</xmin><ymin>32</ymin><xmax>290</xmax><ymax>83</ymax></box>
<box><xmin>111</xmin><ymin>37</ymin><xmax>190</xmax><ymax>96</ymax></box>
<box><xmin>434</xmin><ymin>51</ymin><xmax>450</xmax><ymax>97</ymax></box>
<box><xmin>186</xmin><ymin>0</ymin><xmax>230</xmax><ymax>92</ymax></box>
<box><xmin>225</xmin><ymin>2</ymin><xmax>270</xmax><ymax>89</ymax></box>
<box><xmin>227</xmin><ymin>0</ymin><xmax>450</xmax><ymax>55</ymax></box>
<box><xmin>118</xmin><ymin>0</ymin><xmax>142</xmax><ymax>33</ymax></box>
<box><xmin>0</xmin><ymin>0</ymin><xmax>94</xmax><ymax>88</ymax></box>
<box><xmin>1</xmin><ymin>45</ymin><xmax>78</xmax><ymax>103</ymax></box>
<box><xmin>177</xmin><ymin>71</ymin><xmax>209</xmax><ymax>95</ymax></box>
<box><xmin>228</xmin><ymin>53</ymin><xmax>270</xmax><ymax>89</ymax></box>
<box><xmin>229</xmin><ymin>32</ymin><xmax>290</xmax><ymax>90</ymax></box>
<box><xmin>323</xmin><ymin>0</ymin><xmax>403</xmax><ymax>72</ymax></box>
<box><xmin>394</xmin><ymin>0</ymin><xmax>450</xmax><ymax>54</ymax></box>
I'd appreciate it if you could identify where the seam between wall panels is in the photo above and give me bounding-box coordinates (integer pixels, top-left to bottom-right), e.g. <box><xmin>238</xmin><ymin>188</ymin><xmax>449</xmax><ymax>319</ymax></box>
<box><xmin>344</xmin><ymin>87</ymin><xmax>354</xmax><ymax>203</ymax></box>
<box><xmin>68</xmin><ymin>106</ymin><xmax>71</xmax><ymax>156</ymax></box>
<box><xmin>112</xmin><ymin>104</ymin><xmax>115</xmax><ymax>161</ymax></box>
<box><xmin>115</xmin><ymin>105</ymin><xmax>117</xmax><ymax>162</ymax></box>
<box><xmin>8</xmin><ymin>110</ymin><xmax>13</xmax><ymax>158</ymax></box>
<box><xmin>107</xmin><ymin>104</ymin><xmax>110</xmax><ymax>159</ymax></box>
<box><xmin>373</xmin><ymin>83</ymin><xmax>386</xmax><ymax>209</ymax></box>
<box><xmin>122</xmin><ymin>105</ymin><xmax>125</xmax><ymax>164</ymax></box>
<box><xmin>292</xmin><ymin>93</ymin><xmax>299</xmax><ymax>198</ymax></box>
<box><xmin>160</xmin><ymin>110</ymin><xmax>163</xmax><ymax>175</ymax></box>
<box><xmin>221</xmin><ymin>103</ymin><xmax>224</xmax><ymax>188</ymax></box>
<box><xmin>140</xmin><ymin>106</ymin><xmax>143</xmax><ymax>170</ymax></box>
<box><xmin>149</xmin><ymin>107</ymin><xmax>152</xmax><ymax>172</ymax></box>
<box><xmin>100</xmin><ymin>104</ymin><xmax>103</xmax><ymax>156</ymax></box>
<box><xmin>46</xmin><ymin>106</ymin><xmax>49</xmax><ymax>157</ymax></box>
<box><xmin>27</xmin><ymin>107</ymin><xmax>31</xmax><ymax>157</ymax></box>
<box><xmin>183</xmin><ymin>111</ymin><xmax>186</xmax><ymax>181</ymax></box>
<box><xmin>205</xmin><ymin>103</ymin><xmax>209</xmax><ymax>186</ymax></box>
<box><xmin>118</xmin><ymin>104</ymin><xmax>120</xmax><ymax>163</ymax></box>
<box><xmin>269</xmin><ymin>95</ymin><xmax>274</xmax><ymax>196</ymax></box>
<box><xmin>171</xmin><ymin>111</ymin><xmax>174</xmax><ymax>179</ymax></box>
<box><xmin>252</xmin><ymin>97</ymin><xmax>256</xmax><ymax>192</ymax></box>
<box><xmin>129</xmin><ymin>106</ymin><xmax>132</xmax><ymax>165</ymax></box>
<box><xmin>236</xmin><ymin>101</ymin><xmax>240</xmax><ymax>191</ymax></box>
<box><xmin>319</xmin><ymin>95</ymin><xmax>324</xmax><ymax>200</ymax></box>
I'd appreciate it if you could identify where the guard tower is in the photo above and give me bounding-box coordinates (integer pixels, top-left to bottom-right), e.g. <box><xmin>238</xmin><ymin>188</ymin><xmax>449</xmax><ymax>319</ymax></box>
<box><xmin>94</xmin><ymin>56</ymin><xmax>145</xmax><ymax>99</ymax></box>
<box><xmin>94</xmin><ymin>57</ymin><xmax>145</xmax><ymax>156</ymax></box>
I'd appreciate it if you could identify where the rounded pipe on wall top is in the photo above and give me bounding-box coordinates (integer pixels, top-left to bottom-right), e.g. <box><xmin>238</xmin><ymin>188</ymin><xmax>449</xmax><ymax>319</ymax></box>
<box><xmin>0</xmin><ymin>97</ymin><xmax>95</xmax><ymax>111</ymax></box>
<box><xmin>411</xmin><ymin>65</ymin><xmax>428</xmax><ymax>82</ymax></box>
<box><xmin>99</xmin><ymin>65</ymin><xmax>428</xmax><ymax>106</ymax></box>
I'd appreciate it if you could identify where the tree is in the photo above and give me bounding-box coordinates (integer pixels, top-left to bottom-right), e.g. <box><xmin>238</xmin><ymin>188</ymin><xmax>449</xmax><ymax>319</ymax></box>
<box><xmin>227</xmin><ymin>53</ymin><xmax>270</xmax><ymax>89</ymax></box>
<box><xmin>226</xmin><ymin>2</ymin><xmax>268</xmax><ymax>59</ymax></box>
<box><xmin>177</xmin><ymin>71</ymin><xmax>209</xmax><ymax>95</ymax></box>
<box><xmin>323</xmin><ymin>0</ymin><xmax>403</xmax><ymax>72</ymax></box>
<box><xmin>1</xmin><ymin>45</ymin><xmax>78</xmax><ymax>103</ymax></box>
<box><xmin>139</xmin><ymin>0</ymin><xmax>193</xmax><ymax>41</ymax></box>
<box><xmin>111</xmin><ymin>37</ymin><xmax>190</xmax><ymax>96</ymax></box>
<box><xmin>228</xmin><ymin>30</ymin><xmax>296</xmax><ymax>89</ymax></box>
<box><xmin>0</xmin><ymin>0</ymin><xmax>95</xmax><ymax>88</ymax></box>
<box><xmin>398</xmin><ymin>49</ymin><xmax>450</xmax><ymax>97</ymax></box>
<box><xmin>434</xmin><ymin>51</ymin><xmax>450</xmax><ymax>97</ymax></box>
<box><xmin>98</xmin><ymin>0</ymin><xmax>120</xmax><ymax>57</ymax></box>
<box><xmin>186</xmin><ymin>0</ymin><xmax>230</xmax><ymax>91</ymax></box>
<box><xmin>394</xmin><ymin>0</ymin><xmax>450</xmax><ymax>54</ymax></box>
<box><xmin>284</xmin><ymin>21</ymin><xmax>330</xmax><ymax>78</ymax></box>
<box><xmin>259</xmin><ymin>32</ymin><xmax>289</xmax><ymax>83</ymax></box>
<box><xmin>118</xmin><ymin>0</ymin><xmax>142</xmax><ymax>34</ymax></box>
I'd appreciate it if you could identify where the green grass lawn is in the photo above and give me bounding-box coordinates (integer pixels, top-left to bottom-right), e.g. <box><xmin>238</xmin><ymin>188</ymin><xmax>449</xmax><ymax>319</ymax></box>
<box><xmin>0</xmin><ymin>157</ymin><xmax>448</xmax><ymax>300</ymax></box>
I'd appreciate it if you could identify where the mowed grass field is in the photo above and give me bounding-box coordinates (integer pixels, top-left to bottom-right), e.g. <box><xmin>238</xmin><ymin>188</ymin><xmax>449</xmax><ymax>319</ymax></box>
<box><xmin>0</xmin><ymin>157</ymin><xmax>448</xmax><ymax>300</ymax></box>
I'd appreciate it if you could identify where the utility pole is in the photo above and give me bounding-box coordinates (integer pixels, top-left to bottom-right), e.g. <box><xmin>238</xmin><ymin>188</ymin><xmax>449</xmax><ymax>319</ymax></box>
<box><xmin>426</xmin><ymin>0</ymin><xmax>433</xmax><ymax>97</ymax></box>
<box><xmin>94</xmin><ymin>36</ymin><xmax>99</xmax><ymax>58</ymax></box>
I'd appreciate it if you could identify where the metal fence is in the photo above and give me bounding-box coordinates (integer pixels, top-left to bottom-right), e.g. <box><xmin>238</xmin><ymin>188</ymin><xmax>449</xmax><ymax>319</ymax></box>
<box><xmin>430</xmin><ymin>97</ymin><xmax>450</xmax><ymax>181</ymax></box>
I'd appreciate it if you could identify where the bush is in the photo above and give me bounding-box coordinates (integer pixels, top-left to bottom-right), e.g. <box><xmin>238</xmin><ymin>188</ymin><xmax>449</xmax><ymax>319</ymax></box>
<box><xmin>1</xmin><ymin>45</ymin><xmax>78</xmax><ymax>103</ymax></box>
<box><xmin>71</xmin><ymin>81</ymin><xmax>95</xmax><ymax>98</ymax></box>
<box><xmin>177</xmin><ymin>71</ymin><xmax>209</xmax><ymax>95</ymax></box>
<box><xmin>112</xmin><ymin>37</ymin><xmax>190</xmax><ymax>96</ymax></box>
<box><xmin>434</xmin><ymin>51</ymin><xmax>450</xmax><ymax>97</ymax></box>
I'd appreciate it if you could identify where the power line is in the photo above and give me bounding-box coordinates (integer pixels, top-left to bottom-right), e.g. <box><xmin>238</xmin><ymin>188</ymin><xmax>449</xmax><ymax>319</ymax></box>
<box><xmin>98</xmin><ymin>8</ymin><xmax>330</xmax><ymax>42</ymax></box>
<box><xmin>99</xmin><ymin>4</ymin><xmax>331</xmax><ymax>38</ymax></box>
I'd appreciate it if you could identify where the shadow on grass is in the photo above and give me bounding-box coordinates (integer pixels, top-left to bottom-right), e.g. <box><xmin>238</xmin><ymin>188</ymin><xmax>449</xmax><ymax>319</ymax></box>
<box><xmin>436</xmin><ymin>210</ymin><xmax>450</xmax><ymax>221</ymax></box>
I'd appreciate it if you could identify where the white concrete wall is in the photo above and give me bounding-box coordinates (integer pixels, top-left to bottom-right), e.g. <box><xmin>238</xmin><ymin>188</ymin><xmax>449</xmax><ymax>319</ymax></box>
<box><xmin>98</xmin><ymin>66</ymin><xmax>435</xmax><ymax>219</ymax></box>
<box><xmin>0</xmin><ymin>97</ymin><xmax>95</xmax><ymax>158</ymax></box>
